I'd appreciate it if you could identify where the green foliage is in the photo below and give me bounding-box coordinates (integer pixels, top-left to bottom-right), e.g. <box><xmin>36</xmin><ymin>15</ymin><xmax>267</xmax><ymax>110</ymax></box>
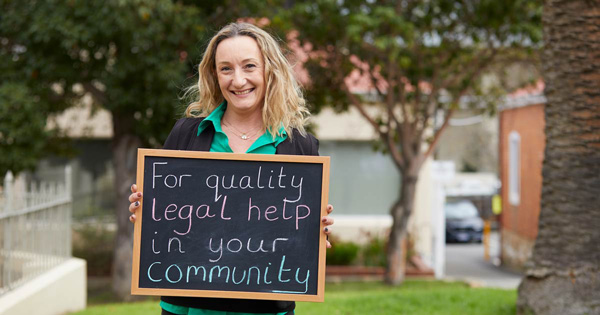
<box><xmin>361</xmin><ymin>236</ymin><xmax>387</xmax><ymax>267</ymax></box>
<box><xmin>0</xmin><ymin>82</ymin><xmax>73</xmax><ymax>177</ymax></box>
<box><xmin>326</xmin><ymin>235</ymin><xmax>387</xmax><ymax>267</ymax></box>
<box><xmin>273</xmin><ymin>0</ymin><xmax>542</xmax><ymax>114</ymax></box>
<box><xmin>0</xmin><ymin>83</ymin><xmax>48</xmax><ymax>177</ymax></box>
<box><xmin>326</xmin><ymin>236</ymin><xmax>360</xmax><ymax>265</ymax></box>
<box><xmin>1</xmin><ymin>0</ymin><xmax>202</xmax><ymax>141</ymax></box>
<box><xmin>0</xmin><ymin>0</ymin><xmax>280</xmax><ymax>176</ymax></box>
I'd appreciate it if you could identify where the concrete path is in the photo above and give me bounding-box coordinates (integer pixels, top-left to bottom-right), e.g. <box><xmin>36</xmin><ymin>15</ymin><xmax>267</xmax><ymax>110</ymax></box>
<box><xmin>444</xmin><ymin>232</ymin><xmax>523</xmax><ymax>289</ymax></box>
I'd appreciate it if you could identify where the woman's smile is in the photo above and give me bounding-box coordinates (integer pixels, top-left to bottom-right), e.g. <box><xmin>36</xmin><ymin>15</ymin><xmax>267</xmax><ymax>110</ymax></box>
<box><xmin>231</xmin><ymin>88</ymin><xmax>255</xmax><ymax>96</ymax></box>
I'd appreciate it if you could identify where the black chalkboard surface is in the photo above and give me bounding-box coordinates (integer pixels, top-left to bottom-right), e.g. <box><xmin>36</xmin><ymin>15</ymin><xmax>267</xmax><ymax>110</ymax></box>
<box><xmin>131</xmin><ymin>149</ymin><xmax>330</xmax><ymax>302</ymax></box>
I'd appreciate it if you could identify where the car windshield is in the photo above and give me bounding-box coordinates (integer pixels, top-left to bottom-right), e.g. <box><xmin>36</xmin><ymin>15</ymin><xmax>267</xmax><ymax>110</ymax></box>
<box><xmin>445</xmin><ymin>201</ymin><xmax>479</xmax><ymax>219</ymax></box>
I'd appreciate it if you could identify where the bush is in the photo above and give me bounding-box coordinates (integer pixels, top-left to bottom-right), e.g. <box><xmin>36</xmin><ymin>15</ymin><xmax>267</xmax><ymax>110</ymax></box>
<box><xmin>326</xmin><ymin>235</ymin><xmax>389</xmax><ymax>267</ymax></box>
<box><xmin>360</xmin><ymin>237</ymin><xmax>387</xmax><ymax>267</ymax></box>
<box><xmin>72</xmin><ymin>224</ymin><xmax>115</xmax><ymax>276</ymax></box>
<box><xmin>326</xmin><ymin>236</ymin><xmax>360</xmax><ymax>265</ymax></box>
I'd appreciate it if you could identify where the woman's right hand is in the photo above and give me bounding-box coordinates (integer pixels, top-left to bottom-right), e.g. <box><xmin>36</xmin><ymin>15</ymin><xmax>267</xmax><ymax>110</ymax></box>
<box><xmin>128</xmin><ymin>184</ymin><xmax>142</xmax><ymax>223</ymax></box>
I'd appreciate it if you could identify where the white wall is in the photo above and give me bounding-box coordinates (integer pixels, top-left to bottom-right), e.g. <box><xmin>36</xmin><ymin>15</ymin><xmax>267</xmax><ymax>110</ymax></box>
<box><xmin>409</xmin><ymin>158</ymin><xmax>434</xmax><ymax>267</ymax></box>
<box><xmin>0</xmin><ymin>258</ymin><xmax>86</xmax><ymax>315</ymax></box>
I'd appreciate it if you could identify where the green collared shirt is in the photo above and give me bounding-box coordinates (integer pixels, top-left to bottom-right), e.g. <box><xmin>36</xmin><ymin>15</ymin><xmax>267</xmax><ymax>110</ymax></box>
<box><xmin>159</xmin><ymin>301</ymin><xmax>290</xmax><ymax>315</ymax></box>
<box><xmin>197</xmin><ymin>102</ymin><xmax>287</xmax><ymax>154</ymax></box>
<box><xmin>161</xmin><ymin>102</ymin><xmax>290</xmax><ymax>315</ymax></box>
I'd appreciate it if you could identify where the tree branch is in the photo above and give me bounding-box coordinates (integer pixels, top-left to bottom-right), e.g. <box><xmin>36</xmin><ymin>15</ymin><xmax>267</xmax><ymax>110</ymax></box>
<box><xmin>384</xmin><ymin>57</ymin><xmax>401</xmax><ymax>128</ymax></box>
<box><xmin>411</xmin><ymin>44</ymin><xmax>423</xmax><ymax>134</ymax></box>
<box><xmin>382</xmin><ymin>130</ymin><xmax>406</xmax><ymax>170</ymax></box>
<box><xmin>341</xmin><ymin>83</ymin><xmax>382</xmax><ymax>134</ymax></box>
<box><xmin>400</xmin><ymin>117</ymin><xmax>417</xmax><ymax>162</ymax></box>
<box><xmin>420</xmin><ymin>107</ymin><xmax>455</xmax><ymax>167</ymax></box>
<box><xmin>414</xmin><ymin>45</ymin><xmax>499</xmax><ymax>165</ymax></box>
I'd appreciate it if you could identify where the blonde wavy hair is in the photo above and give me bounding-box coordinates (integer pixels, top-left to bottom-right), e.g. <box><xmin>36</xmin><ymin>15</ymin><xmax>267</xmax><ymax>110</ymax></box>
<box><xmin>185</xmin><ymin>22</ymin><xmax>309</xmax><ymax>138</ymax></box>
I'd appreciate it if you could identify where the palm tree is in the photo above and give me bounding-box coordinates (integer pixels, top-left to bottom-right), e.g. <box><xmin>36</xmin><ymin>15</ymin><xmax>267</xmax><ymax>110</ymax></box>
<box><xmin>517</xmin><ymin>1</ymin><xmax>600</xmax><ymax>314</ymax></box>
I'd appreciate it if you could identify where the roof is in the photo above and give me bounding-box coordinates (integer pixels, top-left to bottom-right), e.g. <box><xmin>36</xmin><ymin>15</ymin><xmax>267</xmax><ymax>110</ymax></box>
<box><xmin>500</xmin><ymin>80</ymin><xmax>546</xmax><ymax>111</ymax></box>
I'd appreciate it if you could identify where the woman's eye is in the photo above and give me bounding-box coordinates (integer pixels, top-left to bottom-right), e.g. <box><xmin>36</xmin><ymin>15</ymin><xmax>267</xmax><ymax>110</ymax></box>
<box><xmin>220</xmin><ymin>67</ymin><xmax>231</xmax><ymax>72</ymax></box>
<box><xmin>245</xmin><ymin>64</ymin><xmax>256</xmax><ymax>69</ymax></box>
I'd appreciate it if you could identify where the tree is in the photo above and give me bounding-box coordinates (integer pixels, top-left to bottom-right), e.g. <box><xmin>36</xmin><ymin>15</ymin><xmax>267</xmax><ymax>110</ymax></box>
<box><xmin>0</xmin><ymin>82</ymin><xmax>72</xmax><ymax>177</ymax></box>
<box><xmin>277</xmin><ymin>0</ymin><xmax>541</xmax><ymax>284</ymax></box>
<box><xmin>517</xmin><ymin>1</ymin><xmax>600</xmax><ymax>313</ymax></box>
<box><xmin>0</xmin><ymin>0</ymin><xmax>272</xmax><ymax>299</ymax></box>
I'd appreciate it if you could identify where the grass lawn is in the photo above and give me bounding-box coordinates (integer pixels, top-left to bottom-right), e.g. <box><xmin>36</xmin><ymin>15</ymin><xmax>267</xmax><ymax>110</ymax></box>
<box><xmin>74</xmin><ymin>280</ymin><xmax>516</xmax><ymax>315</ymax></box>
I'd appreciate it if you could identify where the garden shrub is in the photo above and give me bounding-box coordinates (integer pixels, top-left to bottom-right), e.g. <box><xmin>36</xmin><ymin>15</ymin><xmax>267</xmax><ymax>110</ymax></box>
<box><xmin>72</xmin><ymin>224</ymin><xmax>115</xmax><ymax>276</ymax></box>
<box><xmin>326</xmin><ymin>235</ymin><xmax>360</xmax><ymax>265</ymax></box>
<box><xmin>361</xmin><ymin>237</ymin><xmax>387</xmax><ymax>267</ymax></box>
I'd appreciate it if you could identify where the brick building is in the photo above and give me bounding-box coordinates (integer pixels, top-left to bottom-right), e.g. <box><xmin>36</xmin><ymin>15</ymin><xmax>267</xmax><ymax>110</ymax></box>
<box><xmin>498</xmin><ymin>82</ymin><xmax>546</xmax><ymax>270</ymax></box>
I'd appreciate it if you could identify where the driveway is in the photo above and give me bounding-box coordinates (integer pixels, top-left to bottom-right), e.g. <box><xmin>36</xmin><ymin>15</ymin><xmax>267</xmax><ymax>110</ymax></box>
<box><xmin>444</xmin><ymin>232</ymin><xmax>523</xmax><ymax>289</ymax></box>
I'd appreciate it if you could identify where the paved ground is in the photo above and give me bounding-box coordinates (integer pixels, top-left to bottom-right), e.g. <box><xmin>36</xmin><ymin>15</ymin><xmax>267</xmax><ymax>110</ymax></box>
<box><xmin>444</xmin><ymin>232</ymin><xmax>523</xmax><ymax>289</ymax></box>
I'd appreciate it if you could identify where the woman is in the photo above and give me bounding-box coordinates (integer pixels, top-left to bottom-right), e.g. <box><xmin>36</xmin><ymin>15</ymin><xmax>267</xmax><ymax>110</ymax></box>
<box><xmin>128</xmin><ymin>22</ymin><xmax>334</xmax><ymax>315</ymax></box>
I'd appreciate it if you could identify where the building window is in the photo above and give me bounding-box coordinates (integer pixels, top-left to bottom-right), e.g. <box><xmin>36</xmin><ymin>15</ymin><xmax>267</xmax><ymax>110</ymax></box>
<box><xmin>318</xmin><ymin>140</ymin><xmax>400</xmax><ymax>215</ymax></box>
<box><xmin>509</xmin><ymin>131</ymin><xmax>521</xmax><ymax>206</ymax></box>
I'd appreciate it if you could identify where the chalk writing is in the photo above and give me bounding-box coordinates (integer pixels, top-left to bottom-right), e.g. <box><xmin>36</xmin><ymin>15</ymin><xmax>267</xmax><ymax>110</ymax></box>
<box><xmin>145</xmin><ymin>255</ymin><xmax>310</xmax><ymax>293</ymax></box>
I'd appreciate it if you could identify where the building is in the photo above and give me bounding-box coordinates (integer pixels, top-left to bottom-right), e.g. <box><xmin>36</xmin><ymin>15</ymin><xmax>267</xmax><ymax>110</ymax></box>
<box><xmin>498</xmin><ymin>81</ymin><xmax>546</xmax><ymax>270</ymax></box>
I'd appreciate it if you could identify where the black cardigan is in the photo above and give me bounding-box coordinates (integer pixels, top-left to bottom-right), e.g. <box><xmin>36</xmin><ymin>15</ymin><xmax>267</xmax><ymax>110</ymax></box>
<box><xmin>160</xmin><ymin>117</ymin><xmax>319</xmax><ymax>313</ymax></box>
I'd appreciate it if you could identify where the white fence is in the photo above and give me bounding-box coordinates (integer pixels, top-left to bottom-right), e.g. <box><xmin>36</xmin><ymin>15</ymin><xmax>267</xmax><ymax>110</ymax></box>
<box><xmin>0</xmin><ymin>166</ymin><xmax>72</xmax><ymax>296</ymax></box>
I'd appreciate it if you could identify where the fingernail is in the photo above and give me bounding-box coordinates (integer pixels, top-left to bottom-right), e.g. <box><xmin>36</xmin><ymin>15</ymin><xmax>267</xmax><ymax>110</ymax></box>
<box><xmin>135</xmin><ymin>201</ymin><xmax>139</xmax><ymax>206</ymax></box>
<box><xmin>322</xmin><ymin>218</ymin><xmax>326</xmax><ymax>222</ymax></box>
<box><xmin>137</xmin><ymin>192</ymin><xmax>142</xmax><ymax>197</ymax></box>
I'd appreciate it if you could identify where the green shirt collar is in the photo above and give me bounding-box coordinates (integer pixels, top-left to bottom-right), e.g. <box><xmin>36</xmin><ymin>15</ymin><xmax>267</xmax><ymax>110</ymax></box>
<box><xmin>248</xmin><ymin>125</ymin><xmax>288</xmax><ymax>152</ymax></box>
<box><xmin>197</xmin><ymin>102</ymin><xmax>288</xmax><ymax>153</ymax></box>
<box><xmin>197</xmin><ymin>102</ymin><xmax>227</xmax><ymax>136</ymax></box>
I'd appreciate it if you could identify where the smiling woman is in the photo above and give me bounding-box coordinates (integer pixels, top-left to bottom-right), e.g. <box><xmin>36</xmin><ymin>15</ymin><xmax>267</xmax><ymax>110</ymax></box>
<box><xmin>184</xmin><ymin>22</ymin><xmax>309</xmax><ymax>154</ymax></box>
<box><xmin>127</xmin><ymin>22</ymin><xmax>335</xmax><ymax>315</ymax></box>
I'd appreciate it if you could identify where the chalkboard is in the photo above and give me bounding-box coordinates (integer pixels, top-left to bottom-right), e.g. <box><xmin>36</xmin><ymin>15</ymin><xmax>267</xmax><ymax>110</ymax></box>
<box><xmin>131</xmin><ymin>149</ymin><xmax>330</xmax><ymax>302</ymax></box>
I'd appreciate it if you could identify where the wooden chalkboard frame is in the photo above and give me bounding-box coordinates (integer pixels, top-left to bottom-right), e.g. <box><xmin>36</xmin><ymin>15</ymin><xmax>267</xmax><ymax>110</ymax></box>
<box><xmin>131</xmin><ymin>148</ymin><xmax>330</xmax><ymax>302</ymax></box>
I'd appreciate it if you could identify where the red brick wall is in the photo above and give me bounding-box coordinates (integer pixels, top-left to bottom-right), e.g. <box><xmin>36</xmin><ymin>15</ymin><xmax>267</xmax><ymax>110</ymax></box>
<box><xmin>499</xmin><ymin>104</ymin><xmax>545</xmax><ymax>268</ymax></box>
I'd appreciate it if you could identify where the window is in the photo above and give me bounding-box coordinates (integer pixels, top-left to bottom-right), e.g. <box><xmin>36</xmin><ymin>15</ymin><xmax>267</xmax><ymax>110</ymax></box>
<box><xmin>318</xmin><ymin>141</ymin><xmax>400</xmax><ymax>215</ymax></box>
<box><xmin>508</xmin><ymin>131</ymin><xmax>521</xmax><ymax>206</ymax></box>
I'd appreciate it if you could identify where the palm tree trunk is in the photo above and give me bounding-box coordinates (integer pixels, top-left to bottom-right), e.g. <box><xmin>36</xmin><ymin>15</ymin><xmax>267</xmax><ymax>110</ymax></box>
<box><xmin>517</xmin><ymin>1</ymin><xmax>600</xmax><ymax>313</ymax></box>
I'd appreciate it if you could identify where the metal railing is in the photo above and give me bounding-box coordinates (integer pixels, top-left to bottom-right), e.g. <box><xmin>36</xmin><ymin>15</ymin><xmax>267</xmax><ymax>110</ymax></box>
<box><xmin>0</xmin><ymin>166</ymin><xmax>72</xmax><ymax>296</ymax></box>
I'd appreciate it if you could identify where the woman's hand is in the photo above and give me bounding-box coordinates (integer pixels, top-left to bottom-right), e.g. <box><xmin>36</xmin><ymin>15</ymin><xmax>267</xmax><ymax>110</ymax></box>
<box><xmin>322</xmin><ymin>204</ymin><xmax>334</xmax><ymax>248</ymax></box>
<box><xmin>128</xmin><ymin>184</ymin><xmax>142</xmax><ymax>223</ymax></box>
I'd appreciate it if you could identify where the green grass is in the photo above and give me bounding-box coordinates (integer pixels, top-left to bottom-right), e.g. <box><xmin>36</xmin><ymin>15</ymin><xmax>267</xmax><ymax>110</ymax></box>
<box><xmin>74</xmin><ymin>280</ymin><xmax>516</xmax><ymax>315</ymax></box>
<box><xmin>296</xmin><ymin>281</ymin><xmax>516</xmax><ymax>315</ymax></box>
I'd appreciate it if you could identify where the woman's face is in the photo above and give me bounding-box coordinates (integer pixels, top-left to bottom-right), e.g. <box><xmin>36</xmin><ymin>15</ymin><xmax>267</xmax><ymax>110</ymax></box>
<box><xmin>215</xmin><ymin>36</ymin><xmax>265</xmax><ymax>115</ymax></box>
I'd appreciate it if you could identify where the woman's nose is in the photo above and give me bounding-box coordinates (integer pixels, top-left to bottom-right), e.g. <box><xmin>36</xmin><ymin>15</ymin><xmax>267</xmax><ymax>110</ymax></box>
<box><xmin>232</xmin><ymin>69</ymin><xmax>246</xmax><ymax>87</ymax></box>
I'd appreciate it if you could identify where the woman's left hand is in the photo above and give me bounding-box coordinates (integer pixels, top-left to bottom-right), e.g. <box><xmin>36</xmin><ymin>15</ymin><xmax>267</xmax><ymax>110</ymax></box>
<box><xmin>322</xmin><ymin>204</ymin><xmax>334</xmax><ymax>248</ymax></box>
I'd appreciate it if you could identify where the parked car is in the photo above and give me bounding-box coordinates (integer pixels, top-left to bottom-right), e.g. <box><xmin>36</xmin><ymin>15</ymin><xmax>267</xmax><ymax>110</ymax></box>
<box><xmin>445</xmin><ymin>200</ymin><xmax>483</xmax><ymax>243</ymax></box>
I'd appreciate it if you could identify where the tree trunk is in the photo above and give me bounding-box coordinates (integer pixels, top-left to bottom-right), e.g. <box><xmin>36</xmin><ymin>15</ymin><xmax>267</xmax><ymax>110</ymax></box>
<box><xmin>517</xmin><ymin>1</ymin><xmax>600</xmax><ymax>314</ymax></box>
<box><xmin>385</xmin><ymin>174</ymin><xmax>418</xmax><ymax>285</ymax></box>
<box><xmin>111</xmin><ymin>128</ymin><xmax>142</xmax><ymax>300</ymax></box>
